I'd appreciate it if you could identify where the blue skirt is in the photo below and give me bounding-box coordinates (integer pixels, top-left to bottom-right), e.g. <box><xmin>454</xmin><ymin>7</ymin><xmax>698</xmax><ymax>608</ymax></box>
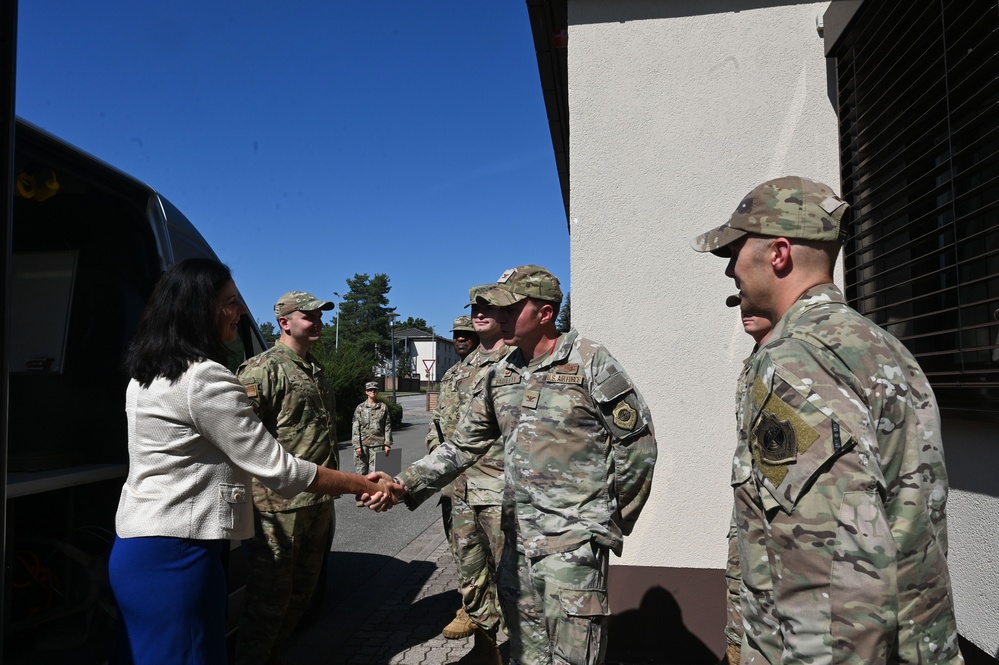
<box><xmin>109</xmin><ymin>536</ymin><xmax>227</xmax><ymax>665</ymax></box>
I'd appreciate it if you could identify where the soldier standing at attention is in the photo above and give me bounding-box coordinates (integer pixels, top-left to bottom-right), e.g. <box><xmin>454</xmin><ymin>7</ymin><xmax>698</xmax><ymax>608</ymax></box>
<box><xmin>441</xmin><ymin>295</ymin><xmax>513</xmax><ymax>663</ymax></box>
<box><xmin>352</xmin><ymin>381</ymin><xmax>393</xmax><ymax>494</ymax></box>
<box><xmin>723</xmin><ymin>293</ymin><xmax>772</xmax><ymax>665</ymax></box>
<box><xmin>427</xmin><ymin>316</ymin><xmax>480</xmax><ymax>641</ymax></box>
<box><xmin>234</xmin><ymin>291</ymin><xmax>338</xmax><ymax>665</ymax></box>
<box><xmin>692</xmin><ymin>176</ymin><xmax>964</xmax><ymax>664</ymax></box>
<box><xmin>381</xmin><ymin>265</ymin><xmax>658</xmax><ymax>665</ymax></box>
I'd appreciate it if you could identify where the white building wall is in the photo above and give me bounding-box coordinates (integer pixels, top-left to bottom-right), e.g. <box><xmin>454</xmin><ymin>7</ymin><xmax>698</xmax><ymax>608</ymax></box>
<box><xmin>411</xmin><ymin>338</ymin><xmax>459</xmax><ymax>382</ymax></box>
<box><xmin>567</xmin><ymin>1</ymin><xmax>840</xmax><ymax>569</ymax></box>
<box><xmin>940</xmin><ymin>420</ymin><xmax>999</xmax><ymax>654</ymax></box>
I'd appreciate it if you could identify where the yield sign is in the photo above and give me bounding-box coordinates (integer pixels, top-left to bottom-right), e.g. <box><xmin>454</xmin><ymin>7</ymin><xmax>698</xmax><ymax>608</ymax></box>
<box><xmin>422</xmin><ymin>359</ymin><xmax>436</xmax><ymax>375</ymax></box>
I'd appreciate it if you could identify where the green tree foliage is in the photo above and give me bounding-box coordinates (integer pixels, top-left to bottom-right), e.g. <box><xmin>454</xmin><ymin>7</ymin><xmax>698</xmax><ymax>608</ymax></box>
<box><xmin>398</xmin><ymin>316</ymin><xmax>433</xmax><ymax>334</ymax></box>
<box><xmin>336</xmin><ymin>273</ymin><xmax>394</xmax><ymax>360</ymax></box>
<box><xmin>556</xmin><ymin>292</ymin><xmax>571</xmax><ymax>333</ymax></box>
<box><xmin>312</xmin><ymin>331</ymin><xmax>379</xmax><ymax>438</ymax></box>
<box><xmin>258</xmin><ymin>320</ymin><xmax>278</xmax><ymax>345</ymax></box>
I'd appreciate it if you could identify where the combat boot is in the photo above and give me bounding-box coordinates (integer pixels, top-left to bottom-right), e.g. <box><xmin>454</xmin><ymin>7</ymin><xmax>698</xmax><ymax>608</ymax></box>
<box><xmin>452</xmin><ymin>626</ymin><xmax>502</xmax><ymax>665</ymax></box>
<box><xmin>441</xmin><ymin>607</ymin><xmax>476</xmax><ymax>639</ymax></box>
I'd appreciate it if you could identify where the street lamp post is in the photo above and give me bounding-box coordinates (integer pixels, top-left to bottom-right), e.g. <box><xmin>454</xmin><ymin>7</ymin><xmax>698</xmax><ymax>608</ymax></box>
<box><xmin>332</xmin><ymin>291</ymin><xmax>342</xmax><ymax>351</ymax></box>
<box><xmin>388</xmin><ymin>312</ymin><xmax>399</xmax><ymax>403</ymax></box>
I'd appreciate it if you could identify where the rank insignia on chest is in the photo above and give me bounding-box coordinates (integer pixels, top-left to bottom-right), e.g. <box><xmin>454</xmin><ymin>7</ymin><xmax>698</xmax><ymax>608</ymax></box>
<box><xmin>612</xmin><ymin>400</ymin><xmax>637</xmax><ymax>430</ymax></box>
<box><xmin>521</xmin><ymin>390</ymin><xmax>540</xmax><ymax>410</ymax></box>
<box><xmin>243</xmin><ymin>383</ymin><xmax>259</xmax><ymax>399</ymax></box>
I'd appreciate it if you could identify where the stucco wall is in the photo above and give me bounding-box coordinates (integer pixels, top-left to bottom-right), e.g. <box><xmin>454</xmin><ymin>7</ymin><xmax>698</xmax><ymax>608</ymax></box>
<box><xmin>567</xmin><ymin>0</ymin><xmax>840</xmax><ymax>568</ymax></box>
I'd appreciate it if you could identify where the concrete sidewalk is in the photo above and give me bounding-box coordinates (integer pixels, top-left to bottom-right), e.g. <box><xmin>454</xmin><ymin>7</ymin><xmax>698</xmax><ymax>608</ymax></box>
<box><xmin>283</xmin><ymin>518</ymin><xmax>506</xmax><ymax>665</ymax></box>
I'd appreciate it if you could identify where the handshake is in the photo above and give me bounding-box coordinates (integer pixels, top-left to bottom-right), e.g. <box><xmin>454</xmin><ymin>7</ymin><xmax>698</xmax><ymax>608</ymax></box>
<box><xmin>356</xmin><ymin>471</ymin><xmax>408</xmax><ymax>511</ymax></box>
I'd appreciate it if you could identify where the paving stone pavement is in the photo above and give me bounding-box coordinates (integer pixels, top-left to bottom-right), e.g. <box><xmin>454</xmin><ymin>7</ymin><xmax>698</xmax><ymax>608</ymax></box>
<box><xmin>282</xmin><ymin>520</ymin><xmax>508</xmax><ymax>665</ymax></box>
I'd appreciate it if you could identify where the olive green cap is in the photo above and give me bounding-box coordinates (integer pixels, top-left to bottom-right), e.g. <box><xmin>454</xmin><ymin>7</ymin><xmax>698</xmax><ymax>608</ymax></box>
<box><xmin>451</xmin><ymin>315</ymin><xmax>475</xmax><ymax>333</ymax></box>
<box><xmin>274</xmin><ymin>291</ymin><xmax>335</xmax><ymax>317</ymax></box>
<box><xmin>475</xmin><ymin>265</ymin><xmax>563</xmax><ymax>308</ymax></box>
<box><xmin>691</xmin><ymin>176</ymin><xmax>850</xmax><ymax>256</ymax></box>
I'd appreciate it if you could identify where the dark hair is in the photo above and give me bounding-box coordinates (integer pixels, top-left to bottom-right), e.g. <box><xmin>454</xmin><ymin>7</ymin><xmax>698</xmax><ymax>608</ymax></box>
<box><xmin>125</xmin><ymin>258</ymin><xmax>234</xmax><ymax>386</ymax></box>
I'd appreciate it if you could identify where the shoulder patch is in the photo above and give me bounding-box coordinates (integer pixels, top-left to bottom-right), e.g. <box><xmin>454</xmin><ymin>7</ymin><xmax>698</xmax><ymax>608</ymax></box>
<box><xmin>612</xmin><ymin>401</ymin><xmax>638</xmax><ymax>430</ymax></box>
<box><xmin>751</xmin><ymin>384</ymin><xmax>820</xmax><ymax>487</ymax></box>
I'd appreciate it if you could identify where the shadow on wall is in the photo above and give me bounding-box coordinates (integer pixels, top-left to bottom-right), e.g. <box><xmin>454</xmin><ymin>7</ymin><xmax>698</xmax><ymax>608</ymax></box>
<box><xmin>573</xmin><ymin>0</ymin><xmax>810</xmax><ymax>25</ymax></box>
<box><xmin>607</xmin><ymin>586</ymin><xmax>719</xmax><ymax>665</ymax></box>
<box><xmin>943</xmin><ymin>422</ymin><xmax>999</xmax><ymax>499</ymax></box>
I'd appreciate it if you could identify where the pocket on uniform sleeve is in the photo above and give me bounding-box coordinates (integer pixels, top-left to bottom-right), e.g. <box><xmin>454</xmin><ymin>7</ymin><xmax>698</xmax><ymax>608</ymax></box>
<box><xmin>218</xmin><ymin>483</ymin><xmax>248</xmax><ymax>533</ymax></box>
<box><xmin>750</xmin><ymin>368</ymin><xmax>856</xmax><ymax>513</ymax></box>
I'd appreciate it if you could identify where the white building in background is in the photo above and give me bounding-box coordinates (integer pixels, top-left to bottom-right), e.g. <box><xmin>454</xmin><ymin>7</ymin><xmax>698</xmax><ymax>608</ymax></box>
<box><xmin>392</xmin><ymin>327</ymin><xmax>459</xmax><ymax>384</ymax></box>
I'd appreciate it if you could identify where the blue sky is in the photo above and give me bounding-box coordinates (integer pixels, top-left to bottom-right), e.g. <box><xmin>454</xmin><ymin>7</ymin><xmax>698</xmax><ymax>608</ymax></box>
<box><xmin>14</xmin><ymin>1</ymin><xmax>569</xmax><ymax>335</ymax></box>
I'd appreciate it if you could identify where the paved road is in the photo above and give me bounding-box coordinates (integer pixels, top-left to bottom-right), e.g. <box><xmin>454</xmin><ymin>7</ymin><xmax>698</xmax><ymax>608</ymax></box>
<box><xmin>311</xmin><ymin>394</ymin><xmax>448</xmax><ymax>620</ymax></box>
<box><xmin>332</xmin><ymin>393</ymin><xmax>439</xmax><ymax>555</ymax></box>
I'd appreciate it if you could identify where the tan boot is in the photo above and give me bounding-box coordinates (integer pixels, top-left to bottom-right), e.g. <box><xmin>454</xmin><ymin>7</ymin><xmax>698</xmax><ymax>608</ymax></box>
<box><xmin>453</xmin><ymin>626</ymin><xmax>502</xmax><ymax>665</ymax></box>
<box><xmin>441</xmin><ymin>607</ymin><xmax>476</xmax><ymax>639</ymax></box>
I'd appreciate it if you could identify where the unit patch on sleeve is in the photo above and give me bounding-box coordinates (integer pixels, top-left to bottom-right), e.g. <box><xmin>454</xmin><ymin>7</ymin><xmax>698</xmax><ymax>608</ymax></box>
<box><xmin>612</xmin><ymin>400</ymin><xmax>637</xmax><ymax>430</ymax></box>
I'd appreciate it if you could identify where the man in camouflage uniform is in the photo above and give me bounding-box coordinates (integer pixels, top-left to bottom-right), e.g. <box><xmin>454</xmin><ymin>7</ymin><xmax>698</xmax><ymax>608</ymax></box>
<box><xmin>352</xmin><ymin>381</ymin><xmax>393</xmax><ymax>483</ymax></box>
<box><xmin>692</xmin><ymin>176</ymin><xmax>964</xmax><ymax>665</ymax></box>
<box><xmin>427</xmin><ymin>315</ymin><xmax>481</xmax><ymax>640</ymax></box>
<box><xmin>235</xmin><ymin>291</ymin><xmax>338</xmax><ymax>665</ymax></box>
<box><xmin>723</xmin><ymin>294</ymin><xmax>772</xmax><ymax>665</ymax></box>
<box><xmin>390</xmin><ymin>265</ymin><xmax>658</xmax><ymax>665</ymax></box>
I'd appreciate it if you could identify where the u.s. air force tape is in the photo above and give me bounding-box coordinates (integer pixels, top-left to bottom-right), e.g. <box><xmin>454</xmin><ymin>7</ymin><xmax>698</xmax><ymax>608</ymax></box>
<box><xmin>545</xmin><ymin>373</ymin><xmax>583</xmax><ymax>384</ymax></box>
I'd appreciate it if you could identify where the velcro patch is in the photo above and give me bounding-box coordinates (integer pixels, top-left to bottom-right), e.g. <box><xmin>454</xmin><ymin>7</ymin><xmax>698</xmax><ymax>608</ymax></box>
<box><xmin>546</xmin><ymin>374</ymin><xmax>583</xmax><ymax>384</ymax></box>
<box><xmin>494</xmin><ymin>374</ymin><xmax>522</xmax><ymax>386</ymax></box>
<box><xmin>244</xmin><ymin>383</ymin><xmax>258</xmax><ymax>399</ymax></box>
<box><xmin>556</xmin><ymin>364</ymin><xmax>579</xmax><ymax>374</ymax></box>
<box><xmin>751</xmin><ymin>387</ymin><xmax>819</xmax><ymax>487</ymax></box>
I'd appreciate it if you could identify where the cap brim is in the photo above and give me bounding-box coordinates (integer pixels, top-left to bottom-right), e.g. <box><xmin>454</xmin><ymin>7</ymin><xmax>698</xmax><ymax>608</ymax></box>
<box><xmin>690</xmin><ymin>223</ymin><xmax>747</xmax><ymax>256</ymax></box>
<box><xmin>476</xmin><ymin>287</ymin><xmax>526</xmax><ymax>307</ymax></box>
<box><xmin>300</xmin><ymin>301</ymin><xmax>335</xmax><ymax>312</ymax></box>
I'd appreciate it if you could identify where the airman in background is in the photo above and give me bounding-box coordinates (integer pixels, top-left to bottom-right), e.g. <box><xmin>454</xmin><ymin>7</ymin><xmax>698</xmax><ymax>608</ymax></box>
<box><xmin>351</xmin><ymin>381</ymin><xmax>393</xmax><ymax>501</ymax></box>
<box><xmin>426</xmin><ymin>315</ymin><xmax>480</xmax><ymax>641</ymax></box>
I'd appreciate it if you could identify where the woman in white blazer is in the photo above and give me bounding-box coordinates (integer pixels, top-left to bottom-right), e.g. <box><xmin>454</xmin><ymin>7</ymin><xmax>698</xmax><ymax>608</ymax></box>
<box><xmin>108</xmin><ymin>259</ymin><xmax>393</xmax><ymax>665</ymax></box>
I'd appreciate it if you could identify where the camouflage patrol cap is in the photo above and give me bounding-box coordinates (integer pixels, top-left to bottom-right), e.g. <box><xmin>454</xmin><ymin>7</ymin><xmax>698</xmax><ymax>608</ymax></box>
<box><xmin>364</xmin><ymin>381</ymin><xmax>379</xmax><ymax>391</ymax></box>
<box><xmin>476</xmin><ymin>265</ymin><xmax>563</xmax><ymax>308</ymax></box>
<box><xmin>274</xmin><ymin>291</ymin><xmax>335</xmax><ymax>317</ymax></box>
<box><xmin>691</xmin><ymin>176</ymin><xmax>851</xmax><ymax>255</ymax></box>
<box><xmin>451</xmin><ymin>315</ymin><xmax>475</xmax><ymax>333</ymax></box>
<box><xmin>464</xmin><ymin>284</ymin><xmax>493</xmax><ymax>308</ymax></box>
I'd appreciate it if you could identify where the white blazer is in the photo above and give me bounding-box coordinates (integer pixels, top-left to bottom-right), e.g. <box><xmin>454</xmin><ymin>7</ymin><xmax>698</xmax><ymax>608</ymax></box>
<box><xmin>115</xmin><ymin>360</ymin><xmax>316</xmax><ymax>540</ymax></box>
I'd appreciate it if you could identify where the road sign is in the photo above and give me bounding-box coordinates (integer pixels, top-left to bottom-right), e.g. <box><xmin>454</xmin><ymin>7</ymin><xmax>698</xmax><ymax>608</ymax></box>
<box><xmin>422</xmin><ymin>358</ymin><xmax>436</xmax><ymax>375</ymax></box>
